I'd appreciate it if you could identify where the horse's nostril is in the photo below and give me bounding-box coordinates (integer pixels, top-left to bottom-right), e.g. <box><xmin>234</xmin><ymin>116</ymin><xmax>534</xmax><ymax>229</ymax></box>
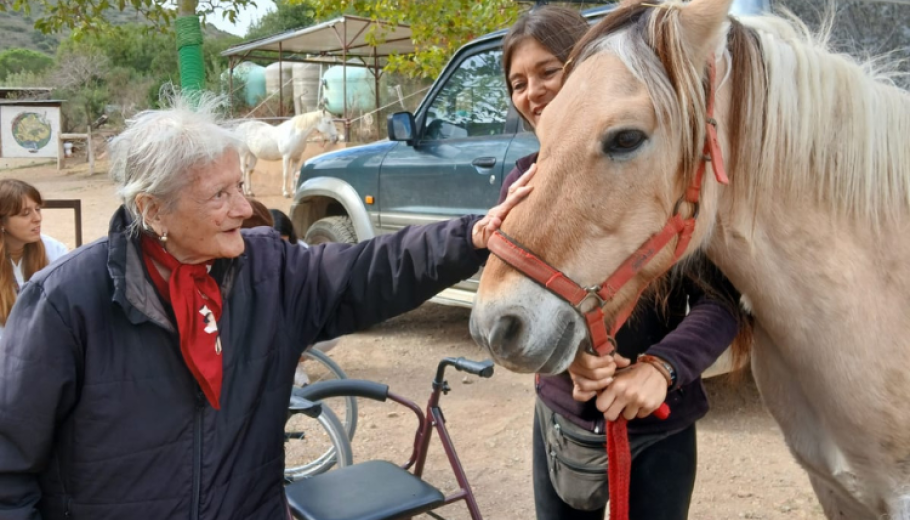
<box><xmin>489</xmin><ymin>314</ymin><xmax>523</xmax><ymax>352</ymax></box>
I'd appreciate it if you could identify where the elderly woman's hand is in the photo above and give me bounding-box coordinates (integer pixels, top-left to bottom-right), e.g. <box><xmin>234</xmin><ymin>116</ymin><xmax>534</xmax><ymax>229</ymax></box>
<box><xmin>472</xmin><ymin>163</ymin><xmax>536</xmax><ymax>249</ymax></box>
<box><xmin>569</xmin><ymin>349</ymin><xmax>631</xmax><ymax>402</ymax></box>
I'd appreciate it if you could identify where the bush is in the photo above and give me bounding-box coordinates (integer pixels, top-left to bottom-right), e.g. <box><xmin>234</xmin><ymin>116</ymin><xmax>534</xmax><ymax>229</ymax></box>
<box><xmin>0</xmin><ymin>48</ymin><xmax>54</xmax><ymax>81</ymax></box>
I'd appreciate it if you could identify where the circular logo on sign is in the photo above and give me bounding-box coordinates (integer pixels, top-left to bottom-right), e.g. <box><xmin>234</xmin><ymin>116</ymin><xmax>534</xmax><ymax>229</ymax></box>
<box><xmin>12</xmin><ymin>112</ymin><xmax>52</xmax><ymax>153</ymax></box>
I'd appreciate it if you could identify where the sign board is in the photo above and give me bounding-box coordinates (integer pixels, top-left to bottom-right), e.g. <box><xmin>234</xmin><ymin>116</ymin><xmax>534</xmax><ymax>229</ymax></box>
<box><xmin>0</xmin><ymin>105</ymin><xmax>61</xmax><ymax>158</ymax></box>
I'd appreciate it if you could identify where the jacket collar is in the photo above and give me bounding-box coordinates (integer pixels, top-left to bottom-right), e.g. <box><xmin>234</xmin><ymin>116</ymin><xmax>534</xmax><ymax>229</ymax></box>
<box><xmin>516</xmin><ymin>152</ymin><xmax>539</xmax><ymax>175</ymax></box>
<box><xmin>106</xmin><ymin>206</ymin><xmax>245</xmax><ymax>331</ymax></box>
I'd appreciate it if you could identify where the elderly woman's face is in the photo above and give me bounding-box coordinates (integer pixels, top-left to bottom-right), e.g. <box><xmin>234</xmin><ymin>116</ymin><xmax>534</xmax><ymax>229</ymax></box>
<box><xmin>159</xmin><ymin>151</ymin><xmax>253</xmax><ymax>264</ymax></box>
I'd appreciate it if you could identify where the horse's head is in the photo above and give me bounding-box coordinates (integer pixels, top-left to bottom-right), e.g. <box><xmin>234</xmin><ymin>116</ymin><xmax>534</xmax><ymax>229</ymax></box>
<box><xmin>317</xmin><ymin>111</ymin><xmax>339</xmax><ymax>145</ymax></box>
<box><xmin>471</xmin><ymin>0</ymin><xmax>738</xmax><ymax>374</ymax></box>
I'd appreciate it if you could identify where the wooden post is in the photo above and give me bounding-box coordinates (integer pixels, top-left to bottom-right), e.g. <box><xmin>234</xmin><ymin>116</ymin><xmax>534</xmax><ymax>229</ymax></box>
<box><xmin>87</xmin><ymin>124</ymin><xmax>94</xmax><ymax>176</ymax></box>
<box><xmin>57</xmin><ymin>134</ymin><xmax>65</xmax><ymax>171</ymax></box>
<box><xmin>43</xmin><ymin>199</ymin><xmax>83</xmax><ymax>247</ymax></box>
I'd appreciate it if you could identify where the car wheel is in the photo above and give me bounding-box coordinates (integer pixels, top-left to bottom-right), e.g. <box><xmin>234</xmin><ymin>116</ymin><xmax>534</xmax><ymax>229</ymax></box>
<box><xmin>305</xmin><ymin>216</ymin><xmax>356</xmax><ymax>245</ymax></box>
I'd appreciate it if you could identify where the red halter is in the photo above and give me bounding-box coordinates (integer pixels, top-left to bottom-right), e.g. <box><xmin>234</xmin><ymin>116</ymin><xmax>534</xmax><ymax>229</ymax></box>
<box><xmin>487</xmin><ymin>58</ymin><xmax>728</xmax><ymax>520</ymax></box>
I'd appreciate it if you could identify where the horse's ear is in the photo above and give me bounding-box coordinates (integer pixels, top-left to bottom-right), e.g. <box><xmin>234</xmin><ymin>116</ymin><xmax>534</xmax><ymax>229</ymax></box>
<box><xmin>678</xmin><ymin>0</ymin><xmax>733</xmax><ymax>64</ymax></box>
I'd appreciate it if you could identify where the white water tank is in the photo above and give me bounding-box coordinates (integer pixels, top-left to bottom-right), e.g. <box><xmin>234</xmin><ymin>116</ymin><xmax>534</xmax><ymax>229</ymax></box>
<box><xmin>292</xmin><ymin>63</ymin><xmax>321</xmax><ymax>115</ymax></box>
<box><xmin>265</xmin><ymin>62</ymin><xmax>293</xmax><ymax>100</ymax></box>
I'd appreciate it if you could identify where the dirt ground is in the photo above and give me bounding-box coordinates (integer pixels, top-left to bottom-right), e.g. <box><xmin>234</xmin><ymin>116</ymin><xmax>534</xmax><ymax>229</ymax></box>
<box><xmin>7</xmin><ymin>159</ymin><xmax>826</xmax><ymax>520</ymax></box>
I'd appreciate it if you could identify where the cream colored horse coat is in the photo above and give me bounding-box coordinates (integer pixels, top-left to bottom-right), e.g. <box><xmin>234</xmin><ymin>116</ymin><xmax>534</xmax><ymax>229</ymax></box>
<box><xmin>470</xmin><ymin>1</ymin><xmax>910</xmax><ymax>518</ymax></box>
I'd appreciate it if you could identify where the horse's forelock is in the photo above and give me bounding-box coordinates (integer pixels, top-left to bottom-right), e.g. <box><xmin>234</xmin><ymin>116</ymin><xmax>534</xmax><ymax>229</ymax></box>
<box><xmin>568</xmin><ymin>2</ymin><xmax>711</xmax><ymax>189</ymax></box>
<box><xmin>565</xmin><ymin>2</ymin><xmax>653</xmax><ymax>79</ymax></box>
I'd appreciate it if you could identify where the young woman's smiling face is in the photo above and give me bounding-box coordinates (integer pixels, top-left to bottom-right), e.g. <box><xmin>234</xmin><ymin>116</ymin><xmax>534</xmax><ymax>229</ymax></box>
<box><xmin>508</xmin><ymin>38</ymin><xmax>567</xmax><ymax>129</ymax></box>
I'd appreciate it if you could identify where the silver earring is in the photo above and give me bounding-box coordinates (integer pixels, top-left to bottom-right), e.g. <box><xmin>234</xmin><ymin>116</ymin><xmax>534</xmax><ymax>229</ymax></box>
<box><xmin>158</xmin><ymin>231</ymin><xmax>168</xmax><ymax>244</ymax></box>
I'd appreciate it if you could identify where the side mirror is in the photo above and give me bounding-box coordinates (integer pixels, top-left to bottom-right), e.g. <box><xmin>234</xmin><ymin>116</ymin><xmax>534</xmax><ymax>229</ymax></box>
<box><xmin>387</xmin><ymin>112</ymin><xmax>416</xmax><ymax>144</ymax></box>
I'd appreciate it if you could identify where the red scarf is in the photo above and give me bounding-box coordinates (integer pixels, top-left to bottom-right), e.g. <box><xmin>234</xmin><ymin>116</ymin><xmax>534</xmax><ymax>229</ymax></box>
<box><xmin>140</xmin><ymin>234</ymin><xmax>224</xmax><ymax>409</ymax></box>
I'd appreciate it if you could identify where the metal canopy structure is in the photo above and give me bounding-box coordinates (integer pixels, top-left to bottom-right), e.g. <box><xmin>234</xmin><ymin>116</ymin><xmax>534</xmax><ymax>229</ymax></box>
<box><xmin>222</xmin><ymin>15</ymin><xmax>413</xmax><ymax>65</ymax></box>
<box><xmin>221</xmin><ymin>15</ymin><xmax>414</xmax><ymax>139</ymax></box>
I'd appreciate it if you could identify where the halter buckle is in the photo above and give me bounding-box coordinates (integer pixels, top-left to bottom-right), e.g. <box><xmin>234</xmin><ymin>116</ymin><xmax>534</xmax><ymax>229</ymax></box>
<box><xmin>584</xmin><ymin>335</ymin><xmax>618</xmax><ymax>357</ymax></box>
<box><xmin>673</xmin><ymin>197</ymin><xmax>700</xmax><ymax>220</ymax></box>
<box><xmin>579</xmin><ymin>286</ymin><xmax>607</xmax><ymax>311</ymax></box>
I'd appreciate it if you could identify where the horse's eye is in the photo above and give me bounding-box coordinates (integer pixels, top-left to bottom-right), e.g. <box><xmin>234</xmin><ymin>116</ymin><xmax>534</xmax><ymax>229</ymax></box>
<box><xmin>603</xmin><ymin>130</ymin><xmax>647</xmax><ymax>155</ymax></box>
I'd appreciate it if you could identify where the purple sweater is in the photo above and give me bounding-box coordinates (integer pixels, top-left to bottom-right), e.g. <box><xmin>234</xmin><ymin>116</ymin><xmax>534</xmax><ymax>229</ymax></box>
<box><xmin>500</xmin><ymin>153</ymin><xmax>740</xmax><ymax>435</ymax></box>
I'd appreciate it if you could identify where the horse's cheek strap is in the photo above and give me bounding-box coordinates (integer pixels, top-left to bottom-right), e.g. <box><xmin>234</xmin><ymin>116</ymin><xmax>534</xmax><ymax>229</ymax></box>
<box><xmin>707</xmin><ymin>125</ymin><xmax>729</xmax><ymax>185</ymax></box>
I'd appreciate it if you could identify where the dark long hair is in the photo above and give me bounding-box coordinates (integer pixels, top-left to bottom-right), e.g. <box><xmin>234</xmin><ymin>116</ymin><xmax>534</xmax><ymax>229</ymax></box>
<box><xmin>0</xmin><ymin>179</ymin><xmax>48</xmax><ymax>325</ymax></box>
<box><xmin>269</xmin><ymin>209</ymin><xmax>298</xmax><ymax>244</ymax></box>
<box><xmin>502</xmin><ymin>6</ymin><xmax>590</xmax><ymax>98</ymax></box>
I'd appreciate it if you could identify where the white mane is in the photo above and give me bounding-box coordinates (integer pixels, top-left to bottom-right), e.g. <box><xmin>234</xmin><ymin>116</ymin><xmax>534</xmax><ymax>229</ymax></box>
<box><xmin>578</xmin><ymin>3</ymin><xmax>910</xmax><ymax>226</ymax></box>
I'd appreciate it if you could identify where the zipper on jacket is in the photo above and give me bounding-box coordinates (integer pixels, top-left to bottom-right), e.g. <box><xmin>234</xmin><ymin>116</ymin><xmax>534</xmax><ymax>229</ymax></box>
<box><xmin>191</xmin><ymin>390</ymin><xmax>204</xmax><ymax>520</ymax></box>
<box><xmin>56</xmin><ymin>455</ymin><xmax>72</xmax><ymax>517</ymax></box>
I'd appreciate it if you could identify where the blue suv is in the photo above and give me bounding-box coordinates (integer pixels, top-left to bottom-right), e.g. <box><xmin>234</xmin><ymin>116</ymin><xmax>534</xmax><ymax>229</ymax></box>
<box><xmin>290</xmin><ymin>1</ymin><xmax>768</xmax><ymax>310</ymax></box>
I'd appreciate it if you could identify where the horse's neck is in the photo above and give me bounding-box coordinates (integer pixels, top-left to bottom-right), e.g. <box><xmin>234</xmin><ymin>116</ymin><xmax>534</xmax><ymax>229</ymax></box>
<box><xmin>707</xmin><ymin>193</ymin><xmax>910</xmax><ymax>359</ymax></box>
<box><xmin>289</xmin><ymin>113</ymin><xmax>319</xmax><ymax>136</ymax></box>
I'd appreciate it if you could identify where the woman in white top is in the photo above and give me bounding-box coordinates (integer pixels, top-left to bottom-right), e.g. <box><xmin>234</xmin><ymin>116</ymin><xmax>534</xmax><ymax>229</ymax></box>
<box><xmin>0</xmin><ymin>179</ymin><xmax>68</xmax><ymax>338</ymax></box>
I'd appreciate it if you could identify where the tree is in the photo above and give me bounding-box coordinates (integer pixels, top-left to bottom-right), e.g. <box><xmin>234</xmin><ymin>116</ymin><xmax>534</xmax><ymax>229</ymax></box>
<box><xmin>246</xmin><ymin>0</ymin><xmax>316</xmax><ymax>40</ymax></box>
<box><xmin>0</xmin><ymin>0</ymin><xmax>254</xmax><ymax>93</ymax></box>
<box><xmin>52</xmin><ymin>46</ymin><xmax>111</xmax><ymax>130</ymax></box>
<box><xmin>305</xmin><ymin>0</ymin><xmax>522</xmax><ymax>78</ymax></box>
<box><xmin>0</xmin><ymin>48</ymin><xmax>54</xmax><ymax>81</ymax></box>
<box><xmin>0</xmin><ymin>0</ymin><xmax>254</xmax><ymax>36</ymax></box>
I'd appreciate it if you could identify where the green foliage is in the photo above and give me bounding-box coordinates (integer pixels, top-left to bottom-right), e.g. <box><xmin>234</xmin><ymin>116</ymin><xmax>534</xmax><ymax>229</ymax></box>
<box><xmin>38</xmin><ymin>25</ymin><xmax>240</xmax><ymax>130</ymax></box>
<box><xmin>0</xmin><ymin>70</ymin><xmax>50</xmax><ymax>88</ymax></box>
<box><xmin>56</xmin><ymin>23</ymin><xmax>238</xmax><ymax>85</ymax></box>
<box><xmin>305</xmin><ymin>0</ymin><xmax>521</xmax><ymax>78</ymax></box>
<box><xmin>0</xmin><ymin>0</ymin><xmax>257</xmax><ymax>36</ymax></box>
<box><xmin>0</xmin><ymin>47</ymin><xmax>54</xmax><ymax>81</ymax></box>
<box><xmin>245</xmin><ymin>0</ymin><xmax>315</xmax><ymax>40</ymax></box>
<box><xmin>58</xmin><ymin>24</ymin><xmax>176</xmax><ymax>79</ymax></box>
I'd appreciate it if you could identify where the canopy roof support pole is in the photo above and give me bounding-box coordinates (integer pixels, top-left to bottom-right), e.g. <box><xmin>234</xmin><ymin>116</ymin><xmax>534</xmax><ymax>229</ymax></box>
<box><xmin>279</xmin><ymin>42</ymin><xmax>284</xmax><ymax>118</ymax></box>
<box><xmin>373</xmin><ymin>48</ymin><xmax>381</xmax><ymax>139</ymax></box>
<box><xmin>229</xmin><ymin>56</ymin><xmax>235</xmax><ymax>118</ymax></box>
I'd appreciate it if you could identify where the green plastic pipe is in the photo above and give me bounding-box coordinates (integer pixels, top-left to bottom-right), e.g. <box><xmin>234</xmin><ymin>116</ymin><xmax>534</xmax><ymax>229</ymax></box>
<box><xmin>176</xmin><ymin>15</ymin><xmax>205</xmax><ymax>92</ymax></box>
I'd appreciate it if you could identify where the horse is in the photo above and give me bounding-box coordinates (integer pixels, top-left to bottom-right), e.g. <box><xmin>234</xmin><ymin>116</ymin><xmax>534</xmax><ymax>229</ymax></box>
<box><xmin>469</xmin><ymin>0</ymin><xmax>910</xmax><ymax>518</ymax></box>
<box><xmin>236</xmin><ymin>110</ymin><xmax>339</xmax><ymax>198</ymax></box>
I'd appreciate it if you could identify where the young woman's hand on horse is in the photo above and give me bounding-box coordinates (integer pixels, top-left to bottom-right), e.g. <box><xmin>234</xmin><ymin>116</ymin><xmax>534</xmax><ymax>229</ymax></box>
<box><xmin>594</xmin><ymin>361</ymin><xmax>670</xmax><ymax>421</ymax></box>
<box><xmin>472</xmin><ymin>164</ymin><xmax>536</xmax><ymax>249</ymax></box>
<box><xmin>568</xmin><ymin>349</ymin><xmax>631</xmax><ymax>402</ymax></box>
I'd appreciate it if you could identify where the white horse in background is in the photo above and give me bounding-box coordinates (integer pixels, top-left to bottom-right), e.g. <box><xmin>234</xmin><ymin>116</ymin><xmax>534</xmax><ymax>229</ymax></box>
<box><xmin>236</xmin><ymin>111</ymin><xmax>339</xmax><ymax>198</ymax></box>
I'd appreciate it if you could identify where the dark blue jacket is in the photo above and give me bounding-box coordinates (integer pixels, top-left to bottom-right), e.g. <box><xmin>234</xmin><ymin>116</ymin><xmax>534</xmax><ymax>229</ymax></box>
<box><xmin>0</xmin><ymin>207</ymin><xmax>484</xmax><ymax>520</ymax></box>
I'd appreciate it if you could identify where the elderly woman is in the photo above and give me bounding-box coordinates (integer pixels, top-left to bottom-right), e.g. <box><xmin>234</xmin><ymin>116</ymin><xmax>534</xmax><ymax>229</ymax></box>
<box><xmin>0</xmin><ymin>94</ymin><xmax>531</xmax><ymax>520</ymax></box>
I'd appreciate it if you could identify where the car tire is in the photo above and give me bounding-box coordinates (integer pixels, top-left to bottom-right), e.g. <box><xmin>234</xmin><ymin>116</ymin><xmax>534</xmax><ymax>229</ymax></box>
<box><xmin>305</xmin><ymin>216</ymin><xmax>356</xmax><ymax>245</ymax></box>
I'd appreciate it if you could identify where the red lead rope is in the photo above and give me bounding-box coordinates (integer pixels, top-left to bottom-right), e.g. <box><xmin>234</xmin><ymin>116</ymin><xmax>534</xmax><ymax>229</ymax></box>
<box><xmin>608</xmin><ymin>418</ymin><xmax>634</xmax><ymax>520</ymax></box>
<box><xmin>487</xmin><ymin>56</ymin><xmax>727</xmax><ymax>520</ymax></box>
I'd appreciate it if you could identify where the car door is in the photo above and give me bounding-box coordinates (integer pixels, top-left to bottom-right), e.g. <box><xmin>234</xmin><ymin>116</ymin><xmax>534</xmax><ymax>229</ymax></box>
<box><xmin>378</xmin><ymin>43</ymin><xmax>513</xmax><ymax>232</ymax></box>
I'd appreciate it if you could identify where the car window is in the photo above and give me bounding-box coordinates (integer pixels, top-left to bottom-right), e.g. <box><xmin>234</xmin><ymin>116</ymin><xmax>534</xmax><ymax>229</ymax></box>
<box><xmin>424</xmin><ymin>49</ymin><xmax>509</xmax><ymax>140</ymax></box>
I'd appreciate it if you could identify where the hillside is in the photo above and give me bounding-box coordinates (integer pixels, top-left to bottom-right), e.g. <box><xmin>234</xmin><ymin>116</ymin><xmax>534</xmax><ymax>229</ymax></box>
<box><xmin>0</xmin><ymin>6</ymin><xmax>236</xmax><ymax>56</ymax></box>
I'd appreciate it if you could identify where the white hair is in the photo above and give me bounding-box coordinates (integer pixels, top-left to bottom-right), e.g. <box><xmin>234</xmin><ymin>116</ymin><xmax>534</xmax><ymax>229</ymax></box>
<box><xmin>109</xmin><ymin>89</ymin><xmax>240</xmax><ymax>232</ymax></box>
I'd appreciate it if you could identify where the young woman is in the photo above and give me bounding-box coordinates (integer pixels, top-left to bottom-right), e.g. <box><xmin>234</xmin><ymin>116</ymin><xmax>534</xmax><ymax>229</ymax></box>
<box><xmin>499</xmin><ymin>7</ymin><xmax>743</xmax><ymax>520</ymax></box>
<box><xmin>0</xmin><ymin>179</ymin><xmax>68</xmax><ymax>338</ymax></box>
